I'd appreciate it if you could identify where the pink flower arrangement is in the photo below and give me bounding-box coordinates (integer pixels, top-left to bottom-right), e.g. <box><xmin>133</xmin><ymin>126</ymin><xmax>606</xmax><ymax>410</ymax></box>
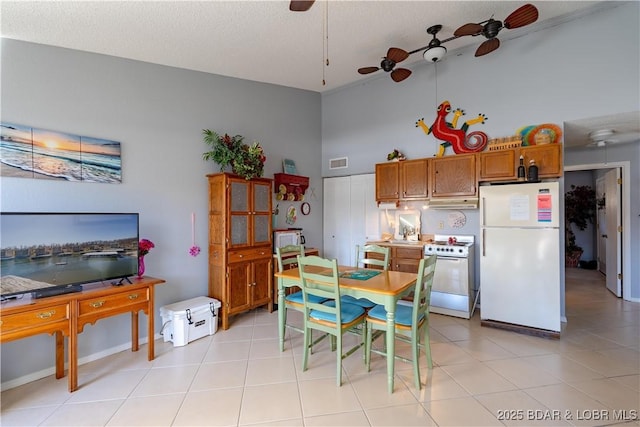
<box><xmin>139</xmin><ymin>239</ymin><xmax>155</xmax><ymax>256</ymax></box>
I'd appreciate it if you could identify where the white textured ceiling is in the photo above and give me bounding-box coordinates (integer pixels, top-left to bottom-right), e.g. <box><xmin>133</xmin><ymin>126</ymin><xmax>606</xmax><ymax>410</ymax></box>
<box><xmin>3</xmin><ymin>1</ymin><xmax>637</xmax><ymax>147</ymax></box>
<box><xmin>1</xmin><ymin>0</ymin><xmax>613</xmax><ymax>93</ymax></box>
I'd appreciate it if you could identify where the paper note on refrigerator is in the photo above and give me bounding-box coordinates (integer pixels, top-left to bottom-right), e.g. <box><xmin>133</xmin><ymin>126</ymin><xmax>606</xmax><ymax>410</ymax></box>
<box><xmin>510</xmin><ymin>195</ymin><xmax>530</xmax><ymax>221</ymax></box>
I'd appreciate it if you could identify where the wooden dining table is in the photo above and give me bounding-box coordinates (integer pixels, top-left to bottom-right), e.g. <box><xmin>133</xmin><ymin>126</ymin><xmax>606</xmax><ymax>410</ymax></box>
<box><xmin>274</xmin><ymin>265</ymin><xmax>418</xmax><ymax>393</ymax></box>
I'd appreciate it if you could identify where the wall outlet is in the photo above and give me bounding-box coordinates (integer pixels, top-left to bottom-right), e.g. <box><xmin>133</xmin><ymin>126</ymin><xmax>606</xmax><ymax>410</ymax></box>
<box><xmin>438</xmin><ymin>221</ymin><xmax>444</xmax><ymax>229</ymax></box>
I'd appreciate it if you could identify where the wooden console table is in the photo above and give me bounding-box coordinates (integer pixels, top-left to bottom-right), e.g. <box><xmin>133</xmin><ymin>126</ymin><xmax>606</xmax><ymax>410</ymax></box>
<box><xmin>0</xmin><ymin>276</ymin><xmax>165</xmax><ymax>392</ymax></box>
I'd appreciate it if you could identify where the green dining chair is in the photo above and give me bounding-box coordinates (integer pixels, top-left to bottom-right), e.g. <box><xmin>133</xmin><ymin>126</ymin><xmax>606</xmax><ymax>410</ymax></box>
<box><xmin>341</xmin><ymin>244</ymin><xmax>391</xmax><ymax>309</ymax></box>
<box><xmin>275</xmin><ymin>245</ymin><xmax>328</xmax><ymax>352</ymax></box>
<box><xmin>297</xmin><ymin>255</ymin><xmax>368</xmax><ymax>386</ymax></box>
<box><xmin>364</xmin><ymin>254</ymin><xmax>437</xmax><ymax>390</ymax></box>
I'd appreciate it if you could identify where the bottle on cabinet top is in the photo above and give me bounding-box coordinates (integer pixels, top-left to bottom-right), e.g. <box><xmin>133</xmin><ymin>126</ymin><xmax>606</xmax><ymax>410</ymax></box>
<box><xmin>517</xmin><ymin>155</ymin><xmax>526</xmax><ymax>182</ymax></box>
<box><xmin>528</xmin><ymin>159</ymin><xmax>539</xmax><ymax>182</ymax></box>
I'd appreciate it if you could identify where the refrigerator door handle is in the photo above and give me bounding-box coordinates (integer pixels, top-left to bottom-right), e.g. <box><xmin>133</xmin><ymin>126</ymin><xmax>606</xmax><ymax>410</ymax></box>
<box><xmin>482</xmin><ymin>229</ymin><xmax>485</xmax><ymax>256</ymax></box>
<box><xmin>481</xmin><ymin>197</ymin><xmax>486</xmax><ymax>226</ymax></box>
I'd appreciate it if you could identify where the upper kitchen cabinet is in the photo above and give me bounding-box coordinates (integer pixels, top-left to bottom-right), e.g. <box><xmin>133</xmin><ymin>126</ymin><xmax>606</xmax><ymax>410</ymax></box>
<box><xmin>430</xmin><ymin>154</ymin><xmax>477</xmax><ymax>198</ymax></box>
<box><xmin>375</xmin><ymin>162</ymin><xmax>400</xmax><ymax>202</ymax></box>
<box><xmin>478</xmin><ymin>144</ymin><xmax>562</xmax><ymax>182</ymax></box>
<box><xmin>375</xmin><ymin>159</ymin><xmax>428</xmax><ymax>202</ymax></box>
<box><xmin>479</xmin><ymin>149</ymin><xmax>517</xmax><ymax>181</ymax></box>
<box><xmin>520</xmin><ymin>144</ymin><xmax>563</xmax><ymax>178</ymax></box>
<box><xmin>400</xmin><ymin>158</ymin><xmax>429</xmax><ymax>199</ymax></box>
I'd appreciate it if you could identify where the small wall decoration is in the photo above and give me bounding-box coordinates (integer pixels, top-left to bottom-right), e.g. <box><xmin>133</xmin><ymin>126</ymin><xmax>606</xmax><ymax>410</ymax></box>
<box><xmin>301</xmin><ymin>202</ymin><xmax>311</xmax><ymax>215</ymax></box>
<box><xmin>285</xmin><ymin>205</ymin><xmax>297</xmax><ymax>225</ymax></box>
<box><xmin>189</xmin><ymin>212</ymin><xmax>201</xmax><ymax>257</ymax></box>
<box><xmin>1</xmin><ymin>122</ymin><xmax>122</xmax><ymax>183</ymax></box>
<box><xmin>415</xmin><ymin>100</ymin><xmax>488</xmax><ymax>157</ymax></box>
<box><xmin>283</xmin><ymin>158</ymin><xmax>298</xmax><ymax>174</ymax></box>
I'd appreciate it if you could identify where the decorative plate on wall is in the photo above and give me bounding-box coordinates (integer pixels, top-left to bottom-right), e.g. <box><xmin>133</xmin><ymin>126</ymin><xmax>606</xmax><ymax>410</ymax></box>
<box><xmin>286</xmin><ymin>205</ymin><xmax>297</xmax><ymax>225</ymax></box>
<box><xmin>448</xmin><ymin>210</ymin><xmax>467</xmax><ymax>229</ymax></box>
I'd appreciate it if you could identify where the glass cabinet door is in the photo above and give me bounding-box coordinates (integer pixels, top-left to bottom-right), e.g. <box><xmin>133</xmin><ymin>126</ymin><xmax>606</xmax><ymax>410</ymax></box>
<box><xmin>230</xmin><ymin>180</ymin><xmax>250</xmax><ymax>246</ymax></box>
<box><xmin>252</xmin><ymin>181</ymin><xmax>272</xmax><ymax>245</ymax></box>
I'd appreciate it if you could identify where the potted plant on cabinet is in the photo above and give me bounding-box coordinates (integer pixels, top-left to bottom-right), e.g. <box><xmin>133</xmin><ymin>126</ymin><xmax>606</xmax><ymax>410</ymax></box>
<box><xmin>565</xmin><ymin>184</ymin><xmax>596</xmax><ymax>267</ymax></box>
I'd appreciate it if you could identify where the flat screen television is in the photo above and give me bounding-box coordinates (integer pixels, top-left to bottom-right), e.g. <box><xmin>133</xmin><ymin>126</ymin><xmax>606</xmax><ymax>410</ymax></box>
<box><xmin>1</xmin><ymin>212</ymin><xmax>139</xmax><ymax>299</ymax></box>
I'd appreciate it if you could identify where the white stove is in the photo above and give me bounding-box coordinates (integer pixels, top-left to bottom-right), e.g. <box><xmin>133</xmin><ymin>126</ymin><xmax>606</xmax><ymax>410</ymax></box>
<box><xmin>425</xmin><ymin>234</ymin><xmax>476</xmax><ymax>319</ymax></box>
<box><xmin>424</xmin><ymin>234</ymin><xmax>474</xmax><ymax>258</ymax></box>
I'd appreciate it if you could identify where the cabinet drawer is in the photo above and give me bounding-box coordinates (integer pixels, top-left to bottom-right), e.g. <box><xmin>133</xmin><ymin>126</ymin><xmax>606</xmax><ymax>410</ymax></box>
<box><xmin>229</xmin><ymin>247</ymin><xmax>271</xmax><ymax>263</ymax></box>
<box><xmin>394</xmin><ymin>247</ymin><xmax>424</xmax><ymax>259</ymax></box>
<box><xmin>1</xmin><ymin>304</ymin><xmax>69</xmax><ymax>333</ymax></box>
<box><xmin>79</xmin><ymin>289</ymin><xmax>149</xmax><ymax>316</ymax></box>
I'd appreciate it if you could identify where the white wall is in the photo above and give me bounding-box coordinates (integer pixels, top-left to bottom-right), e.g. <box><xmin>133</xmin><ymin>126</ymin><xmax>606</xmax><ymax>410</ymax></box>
<box><xmin>1</xmin><ymin>39</ymin><xmax>322</xmax><ymax>385</ymax></box>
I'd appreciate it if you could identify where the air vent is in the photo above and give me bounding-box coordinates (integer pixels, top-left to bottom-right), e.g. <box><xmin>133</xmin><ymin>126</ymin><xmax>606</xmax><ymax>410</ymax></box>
<box><xmin>329</xmin><ymin>157</ymin><xmax>348</xmax><ymax>169</ymax></box>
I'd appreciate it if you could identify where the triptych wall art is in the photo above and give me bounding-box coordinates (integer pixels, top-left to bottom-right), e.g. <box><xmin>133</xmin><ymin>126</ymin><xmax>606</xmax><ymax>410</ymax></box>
<box><xmin>0</xmin><ymin>122</ymin><xmax>122</xmax><ymax>183</ymax></box>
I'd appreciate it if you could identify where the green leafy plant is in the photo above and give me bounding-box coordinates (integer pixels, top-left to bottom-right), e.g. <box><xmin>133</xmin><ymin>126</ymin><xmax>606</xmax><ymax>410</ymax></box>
<box><xmin>565</xmin><ymin>184</ymin><xmax>596</xmax><ymax>254</ymax></box>
<box><xmin>202</xmin><ymin>129</ymin><xmax>266</xmax><ymax>180</ymax></box>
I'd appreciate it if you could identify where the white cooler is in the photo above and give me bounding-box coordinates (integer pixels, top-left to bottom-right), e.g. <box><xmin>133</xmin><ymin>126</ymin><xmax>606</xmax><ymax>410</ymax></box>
<box><xmin>160</xmin><ymin>296</ymin><xmax>221</xmax><ymax>347</ymax></box>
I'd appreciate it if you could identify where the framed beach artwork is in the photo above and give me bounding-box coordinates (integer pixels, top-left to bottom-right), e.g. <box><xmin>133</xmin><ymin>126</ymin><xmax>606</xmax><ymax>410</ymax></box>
<box><xmin>0</xmin><ymin>122</ymin><xmax>122</xmax><ymax>183</ymax></box>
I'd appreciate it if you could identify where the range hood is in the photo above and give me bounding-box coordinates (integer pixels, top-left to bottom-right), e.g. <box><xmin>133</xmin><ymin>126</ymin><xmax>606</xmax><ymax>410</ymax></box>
<box><xmin>427</xmin><ymin>198</ymin><xmax>478</xmax><ymax>209</ymax></box>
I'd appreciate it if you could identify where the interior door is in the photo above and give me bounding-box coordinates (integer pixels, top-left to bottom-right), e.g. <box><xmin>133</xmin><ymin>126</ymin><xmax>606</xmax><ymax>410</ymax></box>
<box><xmin>595</xmin><ymin>176</ymin><xmax>606</xmax><ymax>274</ymax></box>
<box><xmin>604</xmin><ymin>168</ymin><xmax>622</xmax><ymax>296</ymax></box>
<box><xmin>323</xmin><ymin>176</ymin><xmax>351</xmax><ymax>264</ymax></box>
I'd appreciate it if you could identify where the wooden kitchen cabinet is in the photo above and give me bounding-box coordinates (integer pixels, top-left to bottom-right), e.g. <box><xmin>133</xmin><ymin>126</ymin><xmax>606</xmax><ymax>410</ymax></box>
<box><xmin>208</xmin><ymin>173</ymin><xmax>273</xmax><ymax>330</ymax></box>
<box><xmin>375</xmin><ymin>162</ymin><xmax>400</xmax><ymax>202</ymax></box>
<box><xmin>520</xmin><ymin>143</ymin><xmax>563</xmax><ymax>178</ymax></box>
<box><xmin>430</xmin><ymin>154</ymin><xmax>478</xmax><ymax>198</ymax></box>
<box><xmin>400</xmin><ymin>158</ymin><xmax>429</xmax><ymax>199</ymax></box>
<box><xmin>375</xmin><ymin>243</ymin><xmax>424</xmax><ymax>273</ymax></box>
<box><xmin>479</xmin><ymin>149</ymin><xmax>517</xmax><ymax>181</ymax></box>
<box><xmin>375</xmin><ymin>159</ymin><xmax>428</xmax><ymax>202</ymax></box>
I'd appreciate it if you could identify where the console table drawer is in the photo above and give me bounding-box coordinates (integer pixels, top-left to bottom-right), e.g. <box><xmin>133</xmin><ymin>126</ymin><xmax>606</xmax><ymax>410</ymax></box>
<box><xmin>79</xmin><ymin>289</ymin><xmax>149</xmax><ymax>315</ymax></box>
<box><xmin>1</xmin><ymin>304</ymin><xmax>69</xmax><ymax>333</ymax></box>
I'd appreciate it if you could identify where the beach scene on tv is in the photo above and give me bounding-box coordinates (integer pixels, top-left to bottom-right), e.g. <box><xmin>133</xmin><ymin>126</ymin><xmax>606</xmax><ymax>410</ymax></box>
<box><xmin>0</xmin><ymin>213</ymin><xmax>138</xmax><ymax>297</ymax></box>
<box><xmin>0</xmin><ymin>122</ymin><xmax>122</xmax><ymax>183</ymax></box>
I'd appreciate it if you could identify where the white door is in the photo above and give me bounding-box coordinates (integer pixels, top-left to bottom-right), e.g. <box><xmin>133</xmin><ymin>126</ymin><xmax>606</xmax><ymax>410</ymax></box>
<box><xmin>604</xmin><ymin>168</ymin><xmax>622</xmax><ymax>296</ymax></box>
<box><xmin>595</xmin><ymin>176</ymin><xmax>607</xmax><ymax>274</ymax></box>
<box><xmin>323</xmin><ymin>176</ymin><xmax>351</xmax><ymax>264</ymax></box>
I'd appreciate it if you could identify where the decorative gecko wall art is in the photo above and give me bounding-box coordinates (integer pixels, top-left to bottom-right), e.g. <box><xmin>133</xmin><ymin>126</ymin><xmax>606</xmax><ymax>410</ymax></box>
<box><xmin>416</xmin><ymin>100</ymin><xmax>488</xmax><ymax>157</ymax></box>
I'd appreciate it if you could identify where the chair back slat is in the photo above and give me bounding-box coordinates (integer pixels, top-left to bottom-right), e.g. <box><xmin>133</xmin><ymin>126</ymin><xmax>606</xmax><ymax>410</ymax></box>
<box><xmin>276</xmin><ymin>244</ymin><xmax>305</xmax><ymax>272</ymax></box>
<box><xmin>297</xmin><ymin>255</ymin><xmax>343</xmax><ymax>323</ymax></box>
<box><xmin>355</xmin><ymin>244</ymin><xmax>390</xmax><ymax>270</ymax></box>
<box><xmin>413</xmin><ymin>254</ymin><xmax>437</xmax><ymax>324</ymax></box>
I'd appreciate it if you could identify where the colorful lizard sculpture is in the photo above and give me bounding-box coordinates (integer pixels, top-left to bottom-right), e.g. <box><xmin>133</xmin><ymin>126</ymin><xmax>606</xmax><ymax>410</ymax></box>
<box><xmin>416</xmin><ymin>100</ymin><xmax>488</xmax><ymax>157</ymax></box>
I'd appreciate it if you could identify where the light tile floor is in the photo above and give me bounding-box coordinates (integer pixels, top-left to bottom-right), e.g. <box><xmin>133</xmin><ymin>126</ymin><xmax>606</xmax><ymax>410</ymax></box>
<box><xmin>1</xmin><ymin>268</ymin><xmax>639</xmax><ymax>426</ymax></box>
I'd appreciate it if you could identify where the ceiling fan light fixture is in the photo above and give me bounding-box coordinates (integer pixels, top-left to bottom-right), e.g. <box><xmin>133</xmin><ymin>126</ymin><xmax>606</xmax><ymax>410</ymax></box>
<box><xmin>424</xmin><ymin>45</ymin><xmax>446</xmax><ymax>62</ymax></box>
<box><xmin>589</xmin><ymin>129</ymin><xmax>615</xmax><ymax>141</ymax></box>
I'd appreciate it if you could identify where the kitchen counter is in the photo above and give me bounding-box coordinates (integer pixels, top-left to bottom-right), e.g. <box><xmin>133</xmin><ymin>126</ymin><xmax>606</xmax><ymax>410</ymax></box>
<box><xmin>367</xmin><ymin>240</ymin><xmax>426</xmax><ymax>248</ymax></box>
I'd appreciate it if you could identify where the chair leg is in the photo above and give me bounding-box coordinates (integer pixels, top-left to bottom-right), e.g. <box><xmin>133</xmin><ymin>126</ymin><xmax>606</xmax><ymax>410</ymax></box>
<box><xmin>302</xmin><ymin>326</ymin><xmax>311</xmax><ymax>372</ymax></box>
<box><xmin>423</xmin><ymin>326</ymin><xmax>433</xmax><ymax>369</ymax></box>
<box><xmin>412</xmin><ymin>331</ymin><xmax>421</xmax><ymax>390</ymax></box>
<box><xmin>336</xmin><ymin>332</ymin><xmax>343</xmax><ymax>386</ymax></box>
<box><xmin>364</xmin><ymin>323</ymin><xmax>372</xmax><ymax>371</ymax></box>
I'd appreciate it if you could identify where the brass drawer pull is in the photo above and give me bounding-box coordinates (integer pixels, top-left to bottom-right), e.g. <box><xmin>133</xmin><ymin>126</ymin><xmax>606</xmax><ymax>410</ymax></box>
<box><xmin>90</xmin><ymin>301</ymin><xmax>105</xmax><ymax>308</ymax></box>
<box><xmin>128</xmin><ymin>294</ymin><xmax>138</xmax><ymax>300</ymax></box>
<box><xmin>37</xmin><ymin>310</ymin><xmax>56</xmax><ymax>319</ymax></box>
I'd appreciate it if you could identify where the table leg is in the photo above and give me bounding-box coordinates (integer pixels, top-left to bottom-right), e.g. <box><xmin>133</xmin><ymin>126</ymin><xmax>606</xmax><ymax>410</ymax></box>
<box><xmin>385</xmin><ymin>308</ymin><xmax>396</xmax><ymax>394</ymax></box>
<box><xmin>69</xmin><ymin>302</ymin><xmax>78</xmax><ymax>392</ymax></box>
<box><xmin>55</xmin><ymin>331</ymin><xmax>64</xmax><ymax>379</ymax></box>
<box><xmin>278</xmin><ymin>283</ymin><xmax>286</xmax><ymax>352</ymax></box>
<box><xmin>148</xmin><ymin>285</ymin><xmax>155</xmax><ymax>361</ymax></box>
<box><xmin>131</xmin><ymin>311</ymin><xmax>139</xmax><ymax>352</ymax></box>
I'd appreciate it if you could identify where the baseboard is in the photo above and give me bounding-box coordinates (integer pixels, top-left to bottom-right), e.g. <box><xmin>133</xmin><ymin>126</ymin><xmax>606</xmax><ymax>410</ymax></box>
<box><xmin>481</xmin><ymin>319</ymin><xmax>560</xmax><ymax>339</ymax></box>
<box><xmin>0</xmin><ymin>333</ymin><xmax>162</xmax><ymax>391</ymax></box>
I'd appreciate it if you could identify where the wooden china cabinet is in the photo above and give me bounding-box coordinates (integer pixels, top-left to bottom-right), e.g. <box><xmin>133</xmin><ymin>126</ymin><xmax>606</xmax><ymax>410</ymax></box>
<box><xmin>207</xmin><ymin>173</ymin><xmax>273</xmax><ymax>330</ymax></box>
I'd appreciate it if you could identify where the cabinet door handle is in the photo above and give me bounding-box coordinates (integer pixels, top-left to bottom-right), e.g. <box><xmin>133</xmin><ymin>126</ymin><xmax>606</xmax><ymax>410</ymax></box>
<box><xmin>37</xmin><ymin>310</ymin><xmax>56</xmax><ymax>319</ymax></box>
<box><xmin>90</xmin><ymin>301</ymin><xmax>105</xmax><ymax>308</ymax></box>
<box><xmin>128</xmin><ymin>294</ymin><xmax>139</xmax><ymax>300</ymax></box>
<box><xmin>239</xmin><ymin>254</ymin><xmax>243</xmax><ymax>258</ymax></box>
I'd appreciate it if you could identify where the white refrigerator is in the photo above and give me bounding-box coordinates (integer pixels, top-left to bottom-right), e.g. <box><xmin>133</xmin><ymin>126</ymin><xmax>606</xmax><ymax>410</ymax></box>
<box><xmin>480</xmin><ymin>182</ymin><xmax>561</xmax><ymax>333</ymax></box>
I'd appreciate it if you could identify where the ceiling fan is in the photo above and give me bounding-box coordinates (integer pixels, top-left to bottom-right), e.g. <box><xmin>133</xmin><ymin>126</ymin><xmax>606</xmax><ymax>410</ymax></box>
<box><xmin>357</xmin><ymin>47</ymin><xmax>412</xmax><ymax>82</ymax></box>
<box><xmin>587</xmin><ymin>129</ymin><xmax>639</xmax><ymax>147</ymax></box>
<box><xmin>289</xmin><ymin>1</ymin><xmax>315</xmax><ymax>12</ymax></box>
<box><xmin>453</xmin><ymin>3</ymin><xmax>539</xmax><ymax>57</ymax></box>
